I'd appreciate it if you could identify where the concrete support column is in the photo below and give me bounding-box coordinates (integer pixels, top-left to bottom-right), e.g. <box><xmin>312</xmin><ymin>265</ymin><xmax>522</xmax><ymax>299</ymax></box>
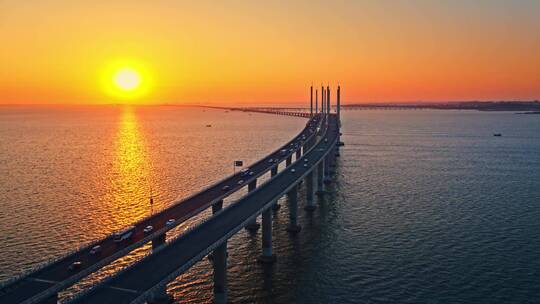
<box><xmin>324</xmin><ymin>154</ymin><xmax>332</xmax><ymax>184</ymax></box>
<box><xmin>296</xmin><ymin>149</ymin><xmax>301</xmax><ymax>160</ymax></box>
<box><xmin>246</xmin><ymin>180</ymin><xmax>260</xmax><ymax>231</ymax></box>
<box><xmin>258</xmin><ymin>207</ymin><xmax>276</xmax><ymax>263</ymax></box>
<box><xmin>286</xmin><ymin>184</ymin><xmax>301</xmax><ymax>233</ymax></box>
<box><xmin>213</xmin><ymin>241</ymin><xmax>228</xmax><ymax>304</ymax></box>
<box><xmin>316</xmin><ymin>160</ymin><xmax>325</xmax><ymax>195</ymax></box>
<box><xmin>212</xmin><ymin>200</ymin><xmax>223</xmax><ymax>214</ymax></box>
<box><xmin>302</xmin><ymin>142</ymin><xmax>309</xmax><ymax>155</ymax></box>
<box><xmin>271</xmin><ymin>165</ymin><xmax>278</xmax><ymax>177</ymax></box>
<box><xmin>149</xmin><ymin>234</ymin><xmax>171</xmax><ymax>303</ymax></box>
<box><xmin>304</xmin><ymin>170</ymin><xmax>316</xmax><ymax>211</ymax></box>
<box><xmin>286</xmin><ymin>155</ymin><xmax>292</xmax><ymax>167</ymax></box>
<box><xmin>152</xmin><ymin>233</ymin><xmax>166</xmax><ymax>250</ymax></box>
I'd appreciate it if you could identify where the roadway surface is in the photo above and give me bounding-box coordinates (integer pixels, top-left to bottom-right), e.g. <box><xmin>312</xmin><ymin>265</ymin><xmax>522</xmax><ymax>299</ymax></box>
<box><xmin>0</xmin><ymin>113</ymin><xmax>321</xmax><ymax>304</ymax></box>
<box><xmin>70</xmin><ymin>115</ymin><xmax>338</xmax><ymax>304</ymax></box>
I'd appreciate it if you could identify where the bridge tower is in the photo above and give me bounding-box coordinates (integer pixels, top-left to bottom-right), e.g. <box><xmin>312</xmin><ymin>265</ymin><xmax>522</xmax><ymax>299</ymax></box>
<box><xmin>310</xmin><ymin>85</ymin><xmax>313</xmax><ymax>117</ymax></box>
<box><xmin>315</xmin><ymin>88</ymin><xmax>318</xmax><ymax>114</ymax></box>
<box><xmin>327</xmin><ymin>85</ymin><xmax>331</xmax><ymax>115</ymax></box>
<box><xmin>321</xmin><ymin>85</ymin><xmax>325</xmax><ymax>114</ymax></box>
<box><xmin>337</xmin><ymin>85</ymin><xmax>341</xmax><ymax>124</ymax></box>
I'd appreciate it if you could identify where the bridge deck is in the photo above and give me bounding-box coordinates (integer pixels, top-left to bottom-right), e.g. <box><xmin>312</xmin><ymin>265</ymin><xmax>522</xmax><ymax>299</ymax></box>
<box><xmin>69</xmin><ymin>115</ymin><xmax>338</xmax><ymax>304</ymax></box>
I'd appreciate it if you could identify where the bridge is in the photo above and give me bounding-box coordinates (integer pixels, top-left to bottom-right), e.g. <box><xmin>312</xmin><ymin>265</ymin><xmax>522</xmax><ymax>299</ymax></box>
<box><xmin>0</xmin><ymin>85</ymin><xmax>343</xmax><ymax>304</ymax></box>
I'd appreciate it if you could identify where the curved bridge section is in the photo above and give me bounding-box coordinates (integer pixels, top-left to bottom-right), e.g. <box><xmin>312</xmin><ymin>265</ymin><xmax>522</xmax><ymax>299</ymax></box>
<box><xmin>0</xmin><ymin>116</ymin><xmax>320</xmax><ymax>304</ymax></box>
<box><xmin>70</xmin><ymin>114</ymin><xmax>341</xmax><ymax>304</ymax></box>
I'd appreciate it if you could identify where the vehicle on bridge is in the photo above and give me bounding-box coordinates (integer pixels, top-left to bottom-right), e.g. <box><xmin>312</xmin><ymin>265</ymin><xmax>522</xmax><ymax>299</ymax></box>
<box><xmin>113</xmin><ymin>226</ymin><xmax>135</xmax><ymax>242</ymax></box>
<box><xmin>68</xmin><ymin>261</ymin><xmax>82</xmax><ymax>271</ymax></box>
<box><xmin>89</xmin><ymin>245</ymin><xmax>101</xmax><ymax>255</ymax></box>
<box><xmin>144</xmin><ymin>225</ymin><xmax>154</xmax><ymax>234</ymax></box>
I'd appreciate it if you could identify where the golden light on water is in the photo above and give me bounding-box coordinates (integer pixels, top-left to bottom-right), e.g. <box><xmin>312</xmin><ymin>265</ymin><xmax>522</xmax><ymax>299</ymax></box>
<box><xmin>101</xmin><ymin>60</ymin><xmax>152</xmax><ymax>102</ymax></box>
<box><xmin>107</xmin><ymin>107</ymin><xmax>156</xmax><ymax>224</ymax></box>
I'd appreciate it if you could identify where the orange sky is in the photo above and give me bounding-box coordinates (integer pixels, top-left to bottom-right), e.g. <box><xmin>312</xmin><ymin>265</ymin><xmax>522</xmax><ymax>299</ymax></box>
<box><xmin>1</xmin><ymin>0</ymin><xmax>539</xmax><ymax>105</ymax></box>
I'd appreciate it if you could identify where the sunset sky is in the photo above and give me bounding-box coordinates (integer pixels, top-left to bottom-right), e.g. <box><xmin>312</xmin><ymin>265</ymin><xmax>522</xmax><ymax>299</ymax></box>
<box><xmin>1</xmin><ymin>0</ymin><xmax>539</xmax><ymax>105</ymax></box>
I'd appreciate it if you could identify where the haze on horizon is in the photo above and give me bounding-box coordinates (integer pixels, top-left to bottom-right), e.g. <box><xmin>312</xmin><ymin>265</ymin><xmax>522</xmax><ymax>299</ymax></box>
<box><xmin>1</xmin><ymin>0</ymin><xmax>539</xmax><ymax>105</ymax></box>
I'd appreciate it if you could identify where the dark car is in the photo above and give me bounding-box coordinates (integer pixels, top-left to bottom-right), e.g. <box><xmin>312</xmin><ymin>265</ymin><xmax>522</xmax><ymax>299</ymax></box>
<box><xmin>69</xmin><ymin>261</ymin><xmax>82</xmax><ymax>271</ymax></box>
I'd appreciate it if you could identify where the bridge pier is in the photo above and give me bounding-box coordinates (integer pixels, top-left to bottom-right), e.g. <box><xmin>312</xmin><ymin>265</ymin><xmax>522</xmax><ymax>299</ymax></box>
<box><xmin>210</xmin><ymin>200</ymin><xmax>228</xmax><ymax>304</ymax></box>
<box><xmin>152</xmin><ymin>233</ymin><xmax>166</xmax><ymax>250</ymax></box>
<box><xmin>257</xmin><ymin>206</ymin><xmax>276</xmax><ymax>263</ymax></box>
<box><xmin>270</xmin><ymin>166</ymin><xmax>281</xmax><ymax>211</ymax></box>
<box><xmin>302</xmin><ymin>142</ymin><xmax>309</xmax><ymax>154</ymax></box>
<box><xmin>149</xmin><ymin>235</ymin><xmax>172</xmax><ymax>304</ymax></box>
<box><xmin>286</xmin><ymin>155</ymin><xmax>292</xmax><ymax>167</ymax></box>
<box><xmin>213</xmin><ymin>241</ymin><xmax>228</xmax><ymax>304</ymax></box>
<box><xmin>304</xmin><ymin>170</ymin><xmax>316</xmax><ymax>211</ymax></box>
<box><xmin>295</xmin><ymin>149</ymin><xmax>301</xmax><ymax>160</ymax></box>
<box><xmin>316</xmin><ymin>160</ymin><xmax>325</xmax><ymax>195</ymax></box>
<box><xmin>324</xmin><ymin>154</ymin><xmax>332</xmax><ymax>184</ymax></box>
<box><xmin>212</xmin><ymin>200</ymin><xmax>223</xmax><ymax>214</ymax></box>
<box><xmin>286</xmin><ymin>184</ymin><xmax>301</xmax><ymax>233</ymax></box>
<box><xmin>208</xmin><ymin>200</ymin><xmax>224</xmax><ymax>262</ymax></box>
<box><xmin>246</xmin><ymin>180</ymin><xmax>260</xmax><ymax>232</ymax></box>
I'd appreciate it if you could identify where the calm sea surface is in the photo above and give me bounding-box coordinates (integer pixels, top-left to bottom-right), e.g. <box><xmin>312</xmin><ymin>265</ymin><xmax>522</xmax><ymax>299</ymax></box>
<box><xmin>1</xmin><ymin>106</ymin><xmax>539</xmax><ymax>303</ymax></box>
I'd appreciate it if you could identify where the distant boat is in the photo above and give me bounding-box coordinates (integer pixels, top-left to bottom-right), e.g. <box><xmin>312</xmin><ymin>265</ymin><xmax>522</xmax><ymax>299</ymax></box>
<box><xmin>493</xmin><ymin>133</ymin><xmax>502</xmax><ymax>137</ymax></box>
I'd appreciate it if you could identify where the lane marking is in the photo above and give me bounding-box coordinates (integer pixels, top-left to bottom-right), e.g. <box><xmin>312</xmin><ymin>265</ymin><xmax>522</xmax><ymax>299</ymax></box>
<box><xmin>105</xmin><ymin>285</ymin><xmax>141</xmax><ymax>294</ymax></box>
<box><xmin>28</xmin><ymin>278</ymin><xmax>59</xmax><ymax>284</ymax></box>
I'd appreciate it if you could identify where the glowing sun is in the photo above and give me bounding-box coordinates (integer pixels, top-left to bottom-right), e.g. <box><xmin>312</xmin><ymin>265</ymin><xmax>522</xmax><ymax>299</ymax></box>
<box><xmin>113</xmin><ymin>68</ymin><xmax>141</xmax><ymax>91</ymax></box>
<box><xmin>101</xmin><ymin>60</ymin><xmax>152</xmax><ymax>101</ymax></box>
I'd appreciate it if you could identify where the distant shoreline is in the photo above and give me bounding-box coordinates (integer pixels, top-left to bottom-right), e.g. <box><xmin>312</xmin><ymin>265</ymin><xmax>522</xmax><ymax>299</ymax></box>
<box><xmin>517</xmin><ymin>111</ymin><xmax>540</xmax><ymax>115</ymax></box>
<box><xmin>341</xmin><ymin>101</ymin><xmax>540</xmax><ymax>112</ymax></box>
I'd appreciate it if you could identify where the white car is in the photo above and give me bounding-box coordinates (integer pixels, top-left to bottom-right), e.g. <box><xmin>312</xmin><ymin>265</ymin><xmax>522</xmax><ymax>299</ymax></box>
<box><xmin>166</xmin><ymin>219</ymin><xmax>175</xmax><ymax>226</ymax></box>
<box><xmin>238</xmin><ymin>179</ymin><xmax>244</xmax><ymax>185</ymax></box>
<box><xmin>291</xmin><ymin>169</ymin><xmax>296</xmax><ymax>173</ymax></box>
<box><xmin>89</xmin><ymin>245</ymin><xmax>101</xmax><ymax>255</ymax></box>
<box><xmin>240</xmin><ymin>168</ymin><xmax>250</xmax><ymax>177</ymax></box>
<box><xmin>144</xmin><ymin>225</ymin><xmax>153</xmax><ymax>234</ymax></box>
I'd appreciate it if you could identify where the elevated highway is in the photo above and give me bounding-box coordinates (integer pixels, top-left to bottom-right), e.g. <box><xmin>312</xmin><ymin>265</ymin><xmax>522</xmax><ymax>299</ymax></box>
<box><xmin>70</xmin><ymin>114</ymin><xmax>340</xmax><ymax>304</ymax></box>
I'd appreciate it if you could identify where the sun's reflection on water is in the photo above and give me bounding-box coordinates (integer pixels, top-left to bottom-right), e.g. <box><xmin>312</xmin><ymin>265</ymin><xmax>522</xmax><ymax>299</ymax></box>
<box><xmin>107</xmin><ymin>107</ymin><xmax>156</xmax><ymax>228</ymax></box>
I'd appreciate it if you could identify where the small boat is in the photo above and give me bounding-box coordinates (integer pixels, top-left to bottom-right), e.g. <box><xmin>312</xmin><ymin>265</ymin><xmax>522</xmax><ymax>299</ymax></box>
<box><xmin>206</xmin><ymin>124</ymin><xmax>212</xmax><ymax>127</ymax></box>
<box><xmin>493</xmin><ymin>133</ymin><xmax>502</xmax><ymax>137</ymax></box>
